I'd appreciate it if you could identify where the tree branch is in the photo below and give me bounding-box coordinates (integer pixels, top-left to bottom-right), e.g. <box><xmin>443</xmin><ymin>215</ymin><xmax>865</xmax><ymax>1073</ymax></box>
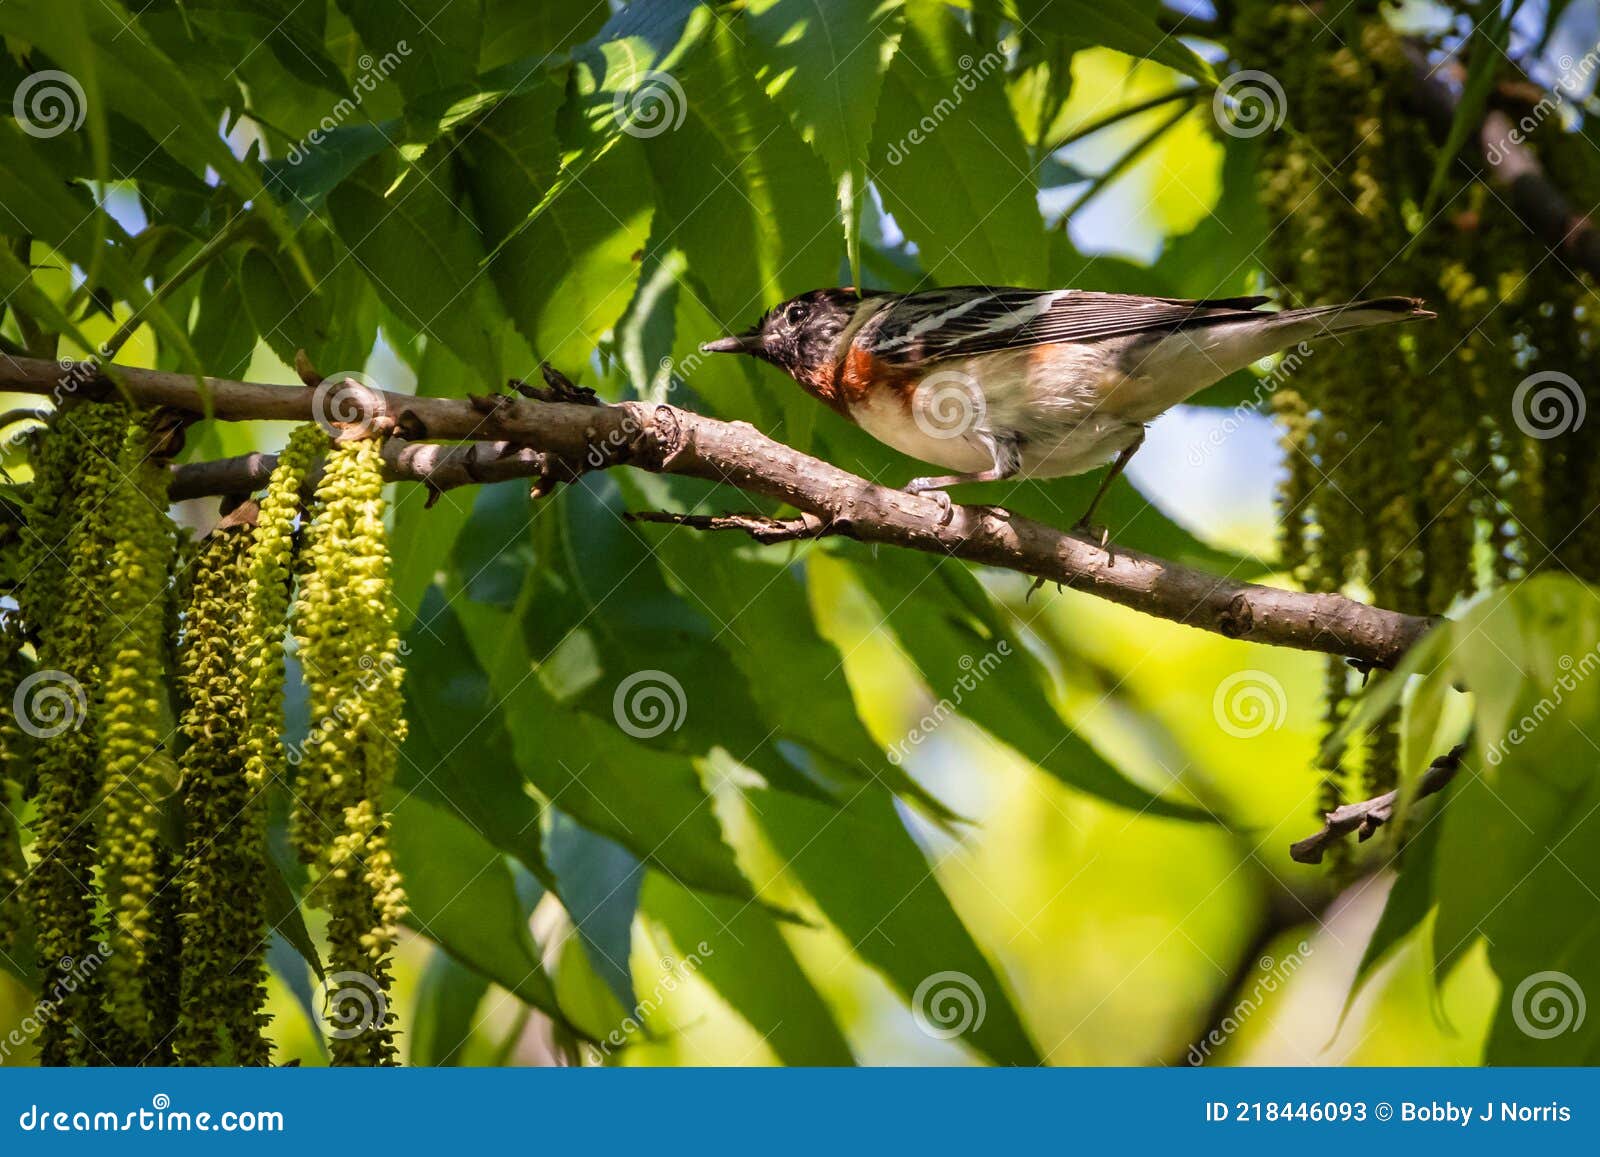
<box><xmin>0</xmin><ymin>352</ymin><xmax>1435</xmax><ymax>667</ymax></box>
<box><xmin>1289</xmin><ymin>743</ymin><xmax>1466</xmax><ymax>864</ymax></box>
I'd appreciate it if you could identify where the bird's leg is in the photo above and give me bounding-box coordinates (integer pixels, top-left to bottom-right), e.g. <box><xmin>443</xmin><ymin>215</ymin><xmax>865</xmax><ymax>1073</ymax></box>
<box><xmin>903</xmin><ymin>435</ymin><xmax>1021</xmax><ymax>526</ymax></box>
<box><xmin>1073</xmin><ymin>431</ymin><xmax>1145</xmax><ymax>545</ymax></box>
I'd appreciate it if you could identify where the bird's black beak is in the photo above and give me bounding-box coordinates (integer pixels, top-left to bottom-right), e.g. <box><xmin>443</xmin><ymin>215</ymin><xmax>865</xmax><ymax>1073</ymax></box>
<box><xmin>699</xmin><ymin>327</ymin><xmax>761</xmax><ymax>355</ymax></box>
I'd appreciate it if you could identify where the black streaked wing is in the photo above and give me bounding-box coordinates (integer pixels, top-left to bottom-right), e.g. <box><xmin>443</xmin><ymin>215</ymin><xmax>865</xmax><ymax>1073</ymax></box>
<box><xmin>863</xmin><ymin>287</ymin><xmax>1273</xmax><ymax>366</ymax></box>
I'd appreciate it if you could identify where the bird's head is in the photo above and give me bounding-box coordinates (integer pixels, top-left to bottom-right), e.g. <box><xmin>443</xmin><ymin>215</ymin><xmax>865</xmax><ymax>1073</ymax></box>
<box><xmin>699</xmin><ymin>289</ymin><xmax>861</xmax><ymax>386</ymax></box>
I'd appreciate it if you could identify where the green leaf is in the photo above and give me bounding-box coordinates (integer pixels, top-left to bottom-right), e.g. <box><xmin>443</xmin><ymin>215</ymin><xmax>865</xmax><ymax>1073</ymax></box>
<box><xmin>1428</xmin><ymin>577</ymin><xmax>1600</xmax><ymax>1062</ymax></box>
<box><xmin>545</xmin><ymin>814</ymin><xmax>642</xmax><ymax>1011</ymax></box>
<box><xmin>399</xmin><ymin>592</ymin><xmax>549</xmax><ymax>879</ymax></box>
<box><xmin>188</xmin><ymin>260</ymin><xmax>258</xmax><ymax>379</ymax></box>
<box><xmin>0</xmin><ymin>123</ymin><xmax>199</xmax><ymax>368</ymax></box>
<box><xmin>870</xmin><ymin>2</ymin><xmax>1047</xmax><ymax>285</ymax></box>
<box><xmin>639</xmin><ymin>872</ymin><xmax>855</xmax><ymax>1065</ymax></box>
<box><xmin>1007</xmin><ymin>0</ymin><xmax>1215</xmax><ymax>84</ymax></box>
<box><xmin>640</xmin><ymin>525</ymin><xmax>963</xmax><ymax>825</ymax></box>
<box><xmin>743</xmin><ymin>0</ymin><xmax>905</xmax><ymax>283</ymax></box>
<box><xmin>0</xmin><ymin>0</ymin><xmax>301</xmax><ymax>251</ymax></box>
<box><xmin>837</xmin><ymin>548</ymin><xmax>1210</xmax><ymax>820</ymax></box>
<box><xmin>388</xmin><ymin>490</ymin><xmax>474</xmax><ymax>634</ymax></box>
<box><xmin>747</xmin><ymin>788</ymin><xmax>1042</xmax><ymax>1066</ymax></box>
<box><xmin>409</xmin><ymin>949</ymin><xmax>491</xmax><ymax>1066</ymax></box>
<box><xmin>334</xmin><ymin>0</ymin><xmax>482</xmax><ymax>102</ymax></box>
<box><xmin>639</xmin><ymin>15</ymin><xmax>839</xmax><ymax>326</ymax></box>
<box><xmin>386</xmin><ymin>792</ymin><xmax>569</xmax><ymax>1027</ymax></box>
<box><xmin>480</xmin><ymin>0</ymin><xmax>609</xmax><ymax>73</ymax></box>
<box><xmin>454</xmin><ymin>584</ymin><xmax>760</xmax><ymax>906</ymax></box>
<box><xmin>327</xmin><ymin>152</ymin><xmax>509</xmax><ymax>388</ymax></box>
<box><xmin>0</xmin><ymin>241</ymin><xmax>96</xmax><ymax>355</ymax></box>
<box><xmin>461</xmin><ymin>80</ymin><xmax>654</xmax><ymax>368</ymax></box>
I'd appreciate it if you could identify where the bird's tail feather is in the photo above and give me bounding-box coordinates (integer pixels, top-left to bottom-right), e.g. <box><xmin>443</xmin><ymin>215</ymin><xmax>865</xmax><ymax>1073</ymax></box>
<box><xmin>1274</xmin><ymin>296</ymin><xmax>1435</xmax><ymax>337</ymax></box>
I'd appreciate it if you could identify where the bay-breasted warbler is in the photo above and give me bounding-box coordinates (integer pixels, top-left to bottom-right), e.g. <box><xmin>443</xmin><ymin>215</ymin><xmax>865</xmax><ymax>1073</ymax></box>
<box><xmin>702</xmin><ymin>286</ymin><xmax>1432</xmax><ymax>528</ymax></box>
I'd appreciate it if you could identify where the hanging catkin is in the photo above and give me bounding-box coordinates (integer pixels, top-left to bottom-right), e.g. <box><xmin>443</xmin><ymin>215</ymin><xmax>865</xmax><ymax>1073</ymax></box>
<box><xmin>293</xmin><ymin>434</ymin><xmax>407</xmax><ymax>1065</ymax></box>
<box><xmin>23</xmin><ymin>401</ymin><xmax>128</xmax><ymax>1064</ymax></box>
<box><xmin>173</xmin><ymin>523</ymin><xmax>272</xmax><ymax>1065</ymax></box>
<box><xmin>95</xmin><ymin>412</ymin><xmax>178</xmax><ymax>1063</ymax></box>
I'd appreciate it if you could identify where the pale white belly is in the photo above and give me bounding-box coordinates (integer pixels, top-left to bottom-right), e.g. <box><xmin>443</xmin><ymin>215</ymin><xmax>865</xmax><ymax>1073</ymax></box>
<box><xmin>844</xmin><ymin>345</ymin><xmax>1147</xmax><ymax>479</ymax></box>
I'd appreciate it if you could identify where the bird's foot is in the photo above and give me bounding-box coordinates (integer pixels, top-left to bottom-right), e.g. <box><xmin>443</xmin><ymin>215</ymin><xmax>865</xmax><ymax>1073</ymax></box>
<box><xmin>1025</xmin><ymin>575</ymin><xmax>1064</xmax><ymax>601</ymax></box>
<box><xmin>1071</xmin><ymin>517</ymin><xmax>1116</xmax><ymax>563</ymax></box>
<box><xmin>904</xmin><ymin>479</ymin><xmax>955</xmax><ymax>526</ymax></box>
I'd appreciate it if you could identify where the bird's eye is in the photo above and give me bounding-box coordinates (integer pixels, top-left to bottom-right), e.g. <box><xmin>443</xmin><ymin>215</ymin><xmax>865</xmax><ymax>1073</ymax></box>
<box><xmin>784</xmin><ymin>303</ymin><xmax>806</xmax><ymax>326</ymax></box>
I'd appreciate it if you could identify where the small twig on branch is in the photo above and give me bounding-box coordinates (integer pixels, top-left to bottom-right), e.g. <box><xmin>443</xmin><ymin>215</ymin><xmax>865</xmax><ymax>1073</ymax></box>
<box><xmin>1289</xmin><ymin>743</ymin><xmax>1466</xmax><ymax>864</ymax></box>
<box><xmin>0</xmin><ymin>352</ymin><xmax>1435</xmax><ymax>667</ymax></box>
<box><xmin>625</xmin><ymin>509</ymin><xmax>831</xmax><ymax>545</ymax></box>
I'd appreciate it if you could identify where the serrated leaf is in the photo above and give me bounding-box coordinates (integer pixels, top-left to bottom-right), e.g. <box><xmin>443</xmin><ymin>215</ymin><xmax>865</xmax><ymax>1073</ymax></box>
<box><xmin>743</xmin><ymin>0</ymin><xmax>904</xmax><ymax>283</ymax></box>
<box><xmin>639</xmin><ymin>15</ymin><xmax>839</xmax><ymax>326</ymax></box>
<box><xmin>870</xmin><ymin>2</ymin><xmax>1046</xmax><ymax>285</ymax></box>
<box><xmin>327</xmin><ymin>152</ymin><xmax>509</xmax><ymax>387</ymax></box>
<box><xmin>461</xmin><ymin>81</ymin><xmax>654</xmax><ymax>368</ymax></box>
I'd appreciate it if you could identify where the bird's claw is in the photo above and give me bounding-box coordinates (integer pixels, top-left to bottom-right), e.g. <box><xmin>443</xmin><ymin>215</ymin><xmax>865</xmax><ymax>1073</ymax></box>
<box><xmin>1072</xmin><ymin>518</ymin><xmax>1116</xmax><ymax>563</ymax></box>
<box><xmin>904</xmin><ymin>480</ymin><xmax>955</xmax><ymax>526</ymax></box>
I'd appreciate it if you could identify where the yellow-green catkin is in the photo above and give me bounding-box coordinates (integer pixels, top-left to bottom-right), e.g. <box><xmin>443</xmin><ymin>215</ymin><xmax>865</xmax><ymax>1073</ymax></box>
<box><xmin>173</xmin><ymin>525</ymin><xmax>271</xmax><ymax>1065</ymax></box>
<box><xmin>95</xmin><ymin>412</ymin><xmax>178</xmax><ymax>1063</ymax></box>
<box><xmin>23</xmin><ymin>401</ymin><xmax>128</xmax><ymax>1065</ymax></box>
<box><xmin>294</xmin><ymin>435</ymin><xmax>407</xmax><ymax>1066</ymax></box>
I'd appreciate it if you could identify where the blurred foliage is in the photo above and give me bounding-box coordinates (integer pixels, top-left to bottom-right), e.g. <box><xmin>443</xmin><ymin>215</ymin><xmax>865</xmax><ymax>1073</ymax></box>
<box><xmin>1</xmin><ymin>0</ymin><xmax>1599</xmax><ymax>1067</ymax></box>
